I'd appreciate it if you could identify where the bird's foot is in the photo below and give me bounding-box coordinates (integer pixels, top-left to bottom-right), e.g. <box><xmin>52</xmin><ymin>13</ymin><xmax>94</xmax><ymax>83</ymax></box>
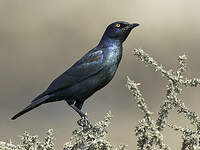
<box><xmin>68</xmin><ymin>104</ymin><xmax>93</xmax><ymax>129</ymax></box>
<box><xmin>77</xmin><ymin>113</ymin><xmax>93</xmax><ymax>130</ymax></box>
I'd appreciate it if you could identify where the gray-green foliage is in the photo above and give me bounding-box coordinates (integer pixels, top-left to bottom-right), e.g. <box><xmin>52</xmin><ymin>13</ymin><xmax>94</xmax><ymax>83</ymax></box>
<box><xmin>0</xmin><ymin>112</ymin><xmax>127</xmax><ymax>150</ymax></box>
<box><xmin>0</xmin><ymin>129</ymin><xmax>54</xmax><ymax>150</ymax></box>
<box><xmin>127</xmin><ymin>48</ymin><xmax>200</xmax><ymax>149</ymax></box>
<box><xmin>63</xmin><ymin>111</ymin><xmax>127</xmax><ymax>150</ymax></box>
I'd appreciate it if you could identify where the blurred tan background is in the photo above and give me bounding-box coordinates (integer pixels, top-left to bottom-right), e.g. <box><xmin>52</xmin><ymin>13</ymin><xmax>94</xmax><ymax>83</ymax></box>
<box><xmin>1</xmin><ymin>0</ymin><xmax>200</xmax><ymax>149</ymax></box>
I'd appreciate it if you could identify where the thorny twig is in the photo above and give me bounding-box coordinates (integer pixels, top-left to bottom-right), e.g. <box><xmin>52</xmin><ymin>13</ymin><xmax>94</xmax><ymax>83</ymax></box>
<box><xmin>127</xmin><ymin>77</ymin><xmax>170</xmax><ymax>150</ymax></box>
<box><xmin>127</xmin><ymin>48</ymin><xmax>200</xmax><ymax>149</ymax></box>
<box><xmin>63</xmin><ymin>111</ymin><xmax>128</xmax><ymax>150</ymax></box>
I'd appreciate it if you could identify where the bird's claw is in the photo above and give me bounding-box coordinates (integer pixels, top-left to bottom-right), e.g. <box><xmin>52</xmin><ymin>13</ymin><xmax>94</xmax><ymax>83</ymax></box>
<box><xmin>77</xmin><ymin>115</ymin><xmax>93</xmax><ymax>129</ymax></box>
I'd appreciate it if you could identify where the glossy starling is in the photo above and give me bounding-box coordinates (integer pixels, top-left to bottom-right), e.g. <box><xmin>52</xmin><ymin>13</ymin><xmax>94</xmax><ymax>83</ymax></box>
<box><xmin>11</xmin><ymin>21</ymin><xmax>139</xmax><ymax>120</ymax></box>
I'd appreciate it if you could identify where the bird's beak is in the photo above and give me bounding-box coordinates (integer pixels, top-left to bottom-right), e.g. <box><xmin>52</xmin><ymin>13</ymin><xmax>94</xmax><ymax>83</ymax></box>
<box><xmin>129</xmin><ymin>23</ymin><xmax>140</xmax><ymax>29</ymax></box>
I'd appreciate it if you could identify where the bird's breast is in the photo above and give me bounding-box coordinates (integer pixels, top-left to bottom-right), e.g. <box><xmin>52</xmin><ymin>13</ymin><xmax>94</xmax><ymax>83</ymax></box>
<box><xmin>100</xmin><ymin>44</ymin><xmax>122</xmax><ymax>82</ymax></box>
<box><xmin>105</xmin><ymin>44</ymin><xmax>122</xmax><ymax>68</ymax></box>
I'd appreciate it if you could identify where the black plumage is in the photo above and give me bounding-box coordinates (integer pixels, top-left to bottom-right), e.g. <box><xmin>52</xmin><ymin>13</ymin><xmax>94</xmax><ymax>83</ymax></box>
<box><xmin>11</xmin><ymin>21</ymin><xmax>139</xmax><ymax>120</ymax></box>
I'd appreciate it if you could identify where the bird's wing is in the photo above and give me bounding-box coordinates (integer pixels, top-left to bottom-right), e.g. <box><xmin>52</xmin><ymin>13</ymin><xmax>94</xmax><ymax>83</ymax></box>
<box><xmin>44</xmin><ymin>49</ymin><xmax>104</xmax><ymax>95</ymax></box>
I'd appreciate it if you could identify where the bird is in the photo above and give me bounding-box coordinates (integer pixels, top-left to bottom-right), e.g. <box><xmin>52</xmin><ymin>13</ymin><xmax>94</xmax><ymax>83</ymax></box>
<box><xmin>11</xmin><ymin>21</ymin><xmax>139</xmax><ymax>120</ymax></box>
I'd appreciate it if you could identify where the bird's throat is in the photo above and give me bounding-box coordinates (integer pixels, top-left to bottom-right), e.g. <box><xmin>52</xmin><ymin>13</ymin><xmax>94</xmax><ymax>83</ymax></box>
<box><xmin>99</xmin><ymin>35</ymin><xmax>122</xmax><ymax>48</ymax></box>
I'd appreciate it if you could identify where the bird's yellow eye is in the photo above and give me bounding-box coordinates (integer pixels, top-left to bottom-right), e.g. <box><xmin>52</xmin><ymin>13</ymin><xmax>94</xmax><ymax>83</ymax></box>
<box><xmin>115</xmin><ymin>23</ymin><xmax>121</xmax><ymax>28</ymax></box>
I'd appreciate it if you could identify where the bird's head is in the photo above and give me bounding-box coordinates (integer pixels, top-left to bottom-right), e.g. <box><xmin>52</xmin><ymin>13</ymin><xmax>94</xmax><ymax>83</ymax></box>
<box><xmin>100</xmin><ymin>21</ymin><xmax>139</xmax><ymax>45</ymax></box>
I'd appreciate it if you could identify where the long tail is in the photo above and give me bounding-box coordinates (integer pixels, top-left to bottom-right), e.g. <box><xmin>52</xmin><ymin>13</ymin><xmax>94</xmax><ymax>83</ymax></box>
<box><xmin>11</xmin><ymin>95</ymin><xmax>52</xmax><ymax>120</ymax></box>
